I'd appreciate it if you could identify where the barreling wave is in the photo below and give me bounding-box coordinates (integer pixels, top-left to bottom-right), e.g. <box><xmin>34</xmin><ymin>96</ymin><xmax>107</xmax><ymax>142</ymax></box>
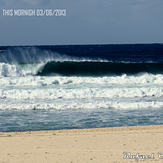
<box><xmin>0</xmin><ymin>46</ymin><xmax>163</xmax><ymax>77</ymax></box>
<box><xmin>1</xmin><ymin>61</ymin><xmax>163</xmax><ymax>77</ymax></box>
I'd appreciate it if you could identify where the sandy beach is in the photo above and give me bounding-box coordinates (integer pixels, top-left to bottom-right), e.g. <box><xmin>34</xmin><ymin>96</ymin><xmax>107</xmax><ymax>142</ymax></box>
<box><xmin>0</xmin><ymin>125</ymin><xmax>163</xmax><ymax>163</ymax></box>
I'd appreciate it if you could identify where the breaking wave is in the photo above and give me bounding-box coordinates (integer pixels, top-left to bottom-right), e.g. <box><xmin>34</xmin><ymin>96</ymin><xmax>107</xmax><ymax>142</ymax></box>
<box><xmin>0</xmin><ymin>61</ymin><xmax>163</xmax><ymax>77</ymax></box>
<box><xmin>0</xmin><ymin>46</ymin><xmax>163</xmax><ymax>77</ymax></box>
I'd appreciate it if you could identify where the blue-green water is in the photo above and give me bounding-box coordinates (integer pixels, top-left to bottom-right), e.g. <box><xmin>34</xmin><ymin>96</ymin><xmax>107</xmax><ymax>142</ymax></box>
<box><xmin>0</xmin><ymin>108</ymin><xmax>163</xmax><ymax>132</ymax></box>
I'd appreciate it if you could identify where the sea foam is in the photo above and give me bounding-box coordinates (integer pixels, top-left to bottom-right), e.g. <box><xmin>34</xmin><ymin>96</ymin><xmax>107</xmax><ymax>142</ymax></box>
<box><xmin>0</xmin><ymin>74</ymin><xmax>163</xmax><ymax>110</ymax></box>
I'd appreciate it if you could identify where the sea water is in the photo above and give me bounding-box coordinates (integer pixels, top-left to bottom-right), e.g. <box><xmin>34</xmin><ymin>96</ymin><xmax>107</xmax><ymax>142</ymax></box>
<box><xmin>0</xmin><ymin>44</ymin><xmax>163</xmax><ymax>132</ymax></box>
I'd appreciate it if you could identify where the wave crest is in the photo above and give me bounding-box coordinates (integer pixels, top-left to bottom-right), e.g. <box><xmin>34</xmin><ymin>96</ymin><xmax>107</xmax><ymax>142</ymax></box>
<box><xmin>0</xmin><ymin>46</ymin><xmax>105</xmax><ymax>63</ymax></box>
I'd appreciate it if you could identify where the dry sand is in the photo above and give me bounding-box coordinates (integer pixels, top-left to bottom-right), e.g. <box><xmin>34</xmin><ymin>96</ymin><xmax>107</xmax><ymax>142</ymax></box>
<box><xmin>1</xmin><ymin>125</ymin><xmax>163</xmax><ymax>163</ymax></box>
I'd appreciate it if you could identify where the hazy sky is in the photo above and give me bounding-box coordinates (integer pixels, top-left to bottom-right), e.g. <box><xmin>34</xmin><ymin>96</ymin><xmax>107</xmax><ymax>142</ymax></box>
<box><xmin>0</xmin><ymin>0</ymin><xmax>163</xmax><ymax>45</ymax></box>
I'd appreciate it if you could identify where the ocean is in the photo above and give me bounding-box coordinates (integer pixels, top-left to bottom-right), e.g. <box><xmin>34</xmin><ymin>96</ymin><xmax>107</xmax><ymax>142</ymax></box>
<box><xmin>0</xmin><ymin>44</ymin><xmax>163</xmax><ymax>132</ymax></box>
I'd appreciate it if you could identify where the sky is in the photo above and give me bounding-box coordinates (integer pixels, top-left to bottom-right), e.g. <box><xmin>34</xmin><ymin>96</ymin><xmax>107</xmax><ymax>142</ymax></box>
<box><xmin>0</xmin><ymin>0</ymin><xmax>163</xmax><ymax>46</ymax></box>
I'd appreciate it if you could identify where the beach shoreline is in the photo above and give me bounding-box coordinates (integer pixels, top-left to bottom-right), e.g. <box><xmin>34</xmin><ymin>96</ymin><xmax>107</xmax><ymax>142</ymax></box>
<box><xmin>1</xmin><ymin>125</ymin><xmax>163</xmax><ymax>163</ymax></box>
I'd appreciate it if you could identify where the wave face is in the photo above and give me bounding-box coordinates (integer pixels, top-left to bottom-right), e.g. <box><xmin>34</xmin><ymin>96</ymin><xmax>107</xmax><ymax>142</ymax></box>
<box><xmin>0</xmin><ymin>44</ymin><xmax>163</xmax><ymax>77</ymax></box>
<box><xmin>37</xmin><ymin>61</ymin><xmax>163</xmax><ymax>76</ymax></box>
